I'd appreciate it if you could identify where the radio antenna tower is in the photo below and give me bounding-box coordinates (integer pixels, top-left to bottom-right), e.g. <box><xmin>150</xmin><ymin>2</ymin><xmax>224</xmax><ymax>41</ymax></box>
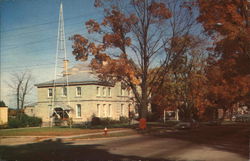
<box><xmin>50</xmin><ymin>1</ymin><xmax>70</xmax><ymax>127</ymax></box>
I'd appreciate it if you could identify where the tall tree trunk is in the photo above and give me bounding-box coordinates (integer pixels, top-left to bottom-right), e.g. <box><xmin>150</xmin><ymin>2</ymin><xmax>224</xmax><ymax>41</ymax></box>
<box><xmin>17</xmin><ymin>85</ymin><xmax>20</xmax><ymax>110</ymax></box>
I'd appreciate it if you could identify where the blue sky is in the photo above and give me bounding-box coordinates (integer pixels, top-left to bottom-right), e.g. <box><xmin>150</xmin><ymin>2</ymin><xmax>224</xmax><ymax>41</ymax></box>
<box><xmin>0</xmin><ymin>0</ymin><xmax>102</xmax><ymax>107</ymax></box>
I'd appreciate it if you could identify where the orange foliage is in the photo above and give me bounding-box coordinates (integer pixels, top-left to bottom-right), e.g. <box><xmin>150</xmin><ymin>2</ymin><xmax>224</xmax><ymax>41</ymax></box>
<box><xmin>86</xmin><ymin>19</ymin><xmax>101</xmax><ymax>33</ymax></box>
<box><xmin>198</xmin><ymin>0</ymin><xmax>250</xmax><ymax>58</ymax></box>
<box><xmin>148</xmin><ymin>2</ymin><xmax>172</xmax><ymax>20</ymax></box>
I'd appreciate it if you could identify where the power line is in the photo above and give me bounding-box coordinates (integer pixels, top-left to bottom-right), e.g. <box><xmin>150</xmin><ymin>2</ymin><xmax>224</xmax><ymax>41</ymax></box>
<box><xmin>2</xmin><ymin>21</ymin><xmax>83</xmax><ymax>43</ymax></box>
<box><xmin>1</xmin><ymin>29</ymin><xmax>87</xmax><ymax>51</ymax></box>
<box><xmin>0</xmin><ymin>10</ymin><xmax>102</xmax><ymax>33</ymax></box>
<box><xmin>1</xmin><ymin>63</ymin><xmax>55</xmax><ymax>71</ymax></box>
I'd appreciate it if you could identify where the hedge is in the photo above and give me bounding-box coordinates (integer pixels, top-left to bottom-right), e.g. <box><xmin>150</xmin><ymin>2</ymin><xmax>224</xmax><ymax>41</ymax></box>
<box><xmin>8</xmin><ymin>114</ymin><xmax>42</xmax><ymax>128</ymax></box>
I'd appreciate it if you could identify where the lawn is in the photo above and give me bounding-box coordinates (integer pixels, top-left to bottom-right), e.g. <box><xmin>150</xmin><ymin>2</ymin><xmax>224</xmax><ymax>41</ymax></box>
<box><xmin>0</xmin><ymin>127</ymin><xmax>125</xmax><ymax>136</ymax></box>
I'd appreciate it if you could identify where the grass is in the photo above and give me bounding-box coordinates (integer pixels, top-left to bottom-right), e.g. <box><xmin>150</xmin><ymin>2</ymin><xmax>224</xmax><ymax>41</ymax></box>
<box><xmin>72</xmin><ymin>131</ymin><xmax>137</xmax><ymax>140</ymax></box>
<box><xmin>0</xmin><ymin>127</ymin><xmax>125</xmax><ymax>136</ymax></box>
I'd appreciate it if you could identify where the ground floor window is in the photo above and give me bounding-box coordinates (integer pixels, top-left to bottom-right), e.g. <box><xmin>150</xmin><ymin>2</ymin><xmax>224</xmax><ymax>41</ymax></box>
<box><xmin>108</xmin><ymin>104</ymin><xmax>112</xmax><ymax>117</ymax></box>
<box><xmin>97</xmin><ymin>104</ymin><xmax>100</xmax><ymax>117</ymax></box>
<box><xmin>76</xmin><ymin>104</ymin><xmax>81</xmax><ymax>118</ymax></box>
<box><xmin>103</xmin><ymin>104</ymin><xmax>107</xmax><ymax>117</ymax></box>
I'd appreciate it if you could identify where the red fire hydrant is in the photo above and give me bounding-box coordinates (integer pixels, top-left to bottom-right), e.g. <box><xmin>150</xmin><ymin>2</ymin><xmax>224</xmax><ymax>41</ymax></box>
<box><xmin>104</xmin><ymin>127</ymin><xmax>108</xmax><ymax>136</ymax></box>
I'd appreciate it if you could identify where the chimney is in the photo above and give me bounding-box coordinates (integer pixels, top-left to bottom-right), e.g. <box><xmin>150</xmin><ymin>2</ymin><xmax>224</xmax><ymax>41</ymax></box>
<box><xmin>63</xmin><ymin>59</ymin><xmax>69</xmax><ymax>77</ymax></box>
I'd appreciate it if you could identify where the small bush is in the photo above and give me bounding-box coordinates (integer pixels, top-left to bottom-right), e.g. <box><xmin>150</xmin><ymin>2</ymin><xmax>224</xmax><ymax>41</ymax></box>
<box><xmin>91</xmin><ymin>116</ymin><xmax>101</xmax><ymax>126</ymax></box>
<box><xmin>8</xmin><ymin>118</ymin><xmax>23</xmax><ymax>128</ymax></box>
<box><xmin>0</xmin><ymin>101</ymin><xmax>6</xmax><ymax>107</ymax></box>
<box><xmin>119</xmin><ymin>116</ymin><xmax>130</xmax><ymax>123</ymax></box>
<box><xmin>27</xmin><ymin>116</ymin><xmax>42</xmax><ymax>127</ymax></box>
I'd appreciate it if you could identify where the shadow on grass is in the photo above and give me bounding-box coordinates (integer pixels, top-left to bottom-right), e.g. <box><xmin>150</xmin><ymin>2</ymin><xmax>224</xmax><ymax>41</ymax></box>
<box><xmin>0</xmin><ymin>138</ymin><xmax>173</xmax><ymax>161</ymax></box>
<box><xmin>141</xmin><ymin>124</ymin><xmax>250</xmax><ymax>158</ymax></box>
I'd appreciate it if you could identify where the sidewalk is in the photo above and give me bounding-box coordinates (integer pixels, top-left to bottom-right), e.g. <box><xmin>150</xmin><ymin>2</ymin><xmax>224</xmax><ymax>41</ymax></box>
<box><xmin>0</xmin><ymin>129</ymin><xmax>134</xmax><ymax>145</ymax></box>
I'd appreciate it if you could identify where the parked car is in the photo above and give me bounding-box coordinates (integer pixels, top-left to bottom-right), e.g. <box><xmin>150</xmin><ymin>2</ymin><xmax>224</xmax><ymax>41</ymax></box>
<box><xmin>207</xmin><ymin>120</ymin><xmax>221</xmax><ymax>126</ymax></box>
<box><xmin>175</xmin><ymin>119</ymin><xmax>199</xmax><ymax>129</ymax></box>
<box><xmin>235</xmin><ymin>114</ymin><xmax>250</xmax><ymax>122</ymax></box>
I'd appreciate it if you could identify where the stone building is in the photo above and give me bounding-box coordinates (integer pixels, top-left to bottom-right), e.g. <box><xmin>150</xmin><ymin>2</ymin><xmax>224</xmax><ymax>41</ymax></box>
<box><xmin>27</xmin><ymin>64</ymin><xmax>136</xmax><ymax>126</ymax></box>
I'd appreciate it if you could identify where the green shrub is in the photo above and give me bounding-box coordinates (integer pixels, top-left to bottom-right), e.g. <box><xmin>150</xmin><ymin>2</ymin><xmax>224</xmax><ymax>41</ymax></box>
<box><xmin>119</xmin><ymin>116</ymin><xmax>130</xmax><ymax>123</ymax></box>
<box><xmin>91</xmin><ymin>116</ymin><xmax>101</xmax><ymax>126</ymax></box>
<box><xmin>8</xmin><ymin>118</ymin><xmax>23</xmax><ymax>128</ymax></box>
<box><xmin>27</xmin><ymin>116</ymin><xmax>42</xmax><ymax>127</ymax></box>
<box><xmin>0</xmin><ymin>101</ymin><xmax>6</xmax><ymax>107</ymax></box>
<box><xmin>90</xmin><ymin>116</ymin><xmax>130</xmax><ymax>127</ymax></box>
<box><xmin>8</xmin><ymin>114</ymin><xmax>42</xmax><ymax>128</ymax></box>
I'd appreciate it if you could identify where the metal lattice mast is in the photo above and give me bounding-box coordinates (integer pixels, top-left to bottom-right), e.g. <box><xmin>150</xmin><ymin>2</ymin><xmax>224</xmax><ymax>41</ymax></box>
<box><xmin>51</xmin><ymin>2</ymin><xmax>70</xmax><ymax>126</ymax></box>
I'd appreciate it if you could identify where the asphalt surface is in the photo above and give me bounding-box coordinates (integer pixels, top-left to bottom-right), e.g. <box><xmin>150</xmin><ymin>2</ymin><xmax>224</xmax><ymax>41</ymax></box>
<box><xmin>0</xmin><ymin>125</ymin><xmax>249</xmax><ymax>161</ymax></box>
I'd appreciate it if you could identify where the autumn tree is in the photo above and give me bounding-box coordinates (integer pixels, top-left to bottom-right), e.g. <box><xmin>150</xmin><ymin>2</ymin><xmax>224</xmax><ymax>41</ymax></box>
<box><xmin>198</xmin><ymin>0</ymin><xmax>250</xmax><ymax>59</ymax></box>
<box><xmin>205</xmin><ymin>55</ymin><xmax>250</xmax><ymax>120</ymax></box>
<box><xmin>151</xmin><ymin>35</ymin><xmax>208</xmax><ymax>120</ymax></box>
<box><xmin>198</xmin><ymin>0</ymin><xmax>250</xmax><ymax>119</ymax></box>
<box><xmin>72</xmin><ymin>0</ymin><xmax>200</xmax><ymax>119</ymax></box>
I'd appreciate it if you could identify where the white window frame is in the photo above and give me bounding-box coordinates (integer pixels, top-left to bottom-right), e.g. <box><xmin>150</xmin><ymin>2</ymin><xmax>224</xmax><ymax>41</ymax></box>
<box><xmin>48</xmin><ymin>88</ymin><xmax>53</xmax><ymax>97</ymax></box>
<box><xmin>97</xmin><ymin>104</ymin><xmax>101</xmax><ymax>117</ymax></box>
<box><xmin>108</xmin><ymin>87</ymin><xmax>111</xmax><ymax>97</ymax></box>
<box><xmin>76</xmin><ymin>104</ymin><xmax>82</xmax><ymax>118</ymax></box>
<box><xmin>128</xmin><ymin>89</ymin><xmax>131</xmax><ymax>97</ymax></box>
<box><xmin>121</xmin><ymin>104</ymin><xmax>124</xmax><ymax>116</ymax></box>
<box><xmin>62</xmin><ymin>87</ymin><xmax>67</xmax><ymax>97</ymax></box>
<box><xmin>108</xmin><ymin>104</ymin><xmax>112</xmax><ymax>117</ymax></box>
<box><xmin>97</xmin><ymin>87</ymin><xmax>100</xmax><ymax>96</ymax></box>
<box><xmin>103</xmin><ymin>87</ymin><xmax>106</xmax><ymax>96</ymax></box>
<box><xmin>121</xmin><ymin>87</ymin><xmax>125</xmax><ymax>96</ymax></box>
<box><xmin>76</xmin><ymin>87</ymin><xmax>81</xmax><ymax>96</ymax></box>
<box><xmin>103</xmin><ymin>104</ymin><xmax>106</xmax><ymax>117</ymax></box>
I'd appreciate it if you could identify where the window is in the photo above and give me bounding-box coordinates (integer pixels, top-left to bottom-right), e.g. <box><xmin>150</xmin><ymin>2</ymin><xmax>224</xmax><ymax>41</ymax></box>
<box><xmin>108</xmin><ymin>104</ymin><xmax>112</xmax><ymax>117</ymax></box>
<box><xmin>76</xmin><ymin>104</ymin><xmax>81</xmax><ymax>118</ymax></box>
<box><xmin>103</xmin><ymin>104</ymin><xmax>106</xmax><ymax>117</ymax></box>
<box><xmin>48</xmin><ymin>88</ymin><xmax>53</xmax><ymax>97</ymax></box>
<box><xmin>97</xmin><ymin>87</ymin><xmax>100</xmax><ymax>96</ymax></box>
<box><xmin>108</xmin><ymin>88</ymin><xmax>111</xmax><ymax>97</ymax></box>
<box><xmin>128</xmin><ymin>89</ymin><xmax>131</xmax><ymax>97</ymax></box>
<box><xmin>121</xmin><ymin>104</ymin><xmax>124</xmax><ymax>116</ymax></box>
<box><xmin>62</xmin><ymin>87</ymin><xmax>67</xmax><ymax>96</ymax></box>
<box><xmin>121</xmin><ymin>87</ymin><xmax>125</xmax><ymax>96</ymax></box>
<box><xmin>103</xmin><ymin>87</ymin><xmax>106</xmax><ymax>96</ymax></box>
<box><xmin>97</xmin><ymin>104</ymin><xmax>101</xmax><ymax>117</ymax></box>
<box><xmin>76</xmin><ymin>87</ymin><xmax>81</xmax><ymax>96</ymax></box>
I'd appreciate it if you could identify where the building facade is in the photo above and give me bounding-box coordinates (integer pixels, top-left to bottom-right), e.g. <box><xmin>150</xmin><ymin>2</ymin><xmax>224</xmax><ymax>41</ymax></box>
<box><xmin>27</xmin><ymin>66</ymin><xmax>136</xmax><ymax>126</ymax></box>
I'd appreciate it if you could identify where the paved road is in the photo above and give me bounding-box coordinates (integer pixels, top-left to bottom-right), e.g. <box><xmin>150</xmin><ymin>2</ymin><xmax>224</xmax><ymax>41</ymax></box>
<box><xmin>72</xmin><ymin>135</ymin><xmax>247</xmax><ymax>161</ymax></box>
<box><xmin>0</xmin><ymin>125</ymin><xmax>249</xmax><ymax>161</ymax></box>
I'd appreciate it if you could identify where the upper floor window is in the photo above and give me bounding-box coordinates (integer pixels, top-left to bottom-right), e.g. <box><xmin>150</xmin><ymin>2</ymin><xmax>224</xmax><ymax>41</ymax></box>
<box><xmin>48</xmin><ymin>88</ymin><xmax>53</xmax><ymax>97</ymax></box>
<box><xmin>97</xmin><ymin>87</ymin><xmax>100</xmax><ymax>96</ymax></box>
<box><xmin>121</xmin><ymin>87</ymin><xmax>125</xmax><ymax>96</ymax></box>
<box><xmin>128</xmin><ymin>89</ymin><xmax>131</xmax><ymax>97</ymax></box>
<box><xmin>76</xmin><ymin>104</ymin><xmax>81</xmax><ymax>118</ymax></box>
<box><xmin>121</xmin><ymin>104</ymin><xmax>124</xmax><ymax>116</ymax></box>
<box><xmin>108</xmin><ymin>87</ymin><xmax>111</xmax><ymax>97</ymax></box>
<box><xmin>76</xmin><ymin>87</ymin><xmax>81</xmax><ymax>96</ymax></box>
<box><xmin>103</xmin><ymin>87</ymin><xmax>106</xmax><ymax>96</ymax></box>
<box><xmin>62</xmin><ymin>87</ymin><xmax>67</xmax><ymax>96</ymax></box>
